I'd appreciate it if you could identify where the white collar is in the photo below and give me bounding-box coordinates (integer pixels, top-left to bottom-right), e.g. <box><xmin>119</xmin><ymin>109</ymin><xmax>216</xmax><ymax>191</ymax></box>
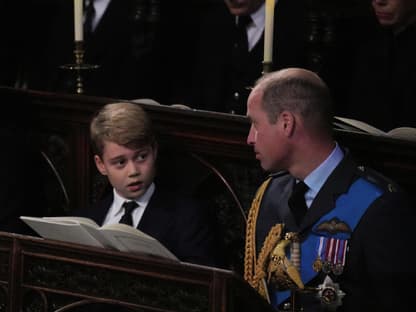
<box><xmin>112</xmin><ymin>182</ymin><xmax>155</xmax><ymax>216</ymax></box>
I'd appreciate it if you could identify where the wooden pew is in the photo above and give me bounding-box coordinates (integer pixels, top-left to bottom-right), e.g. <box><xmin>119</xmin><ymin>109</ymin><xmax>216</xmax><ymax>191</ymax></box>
<box><xmin>1</xmin><ymin>86</ymin><xmax>415</xmax><ymax>273</ymax></box>
<box><xmin>0</xmin><ymin>231</ymin><xmax>274</xmax><ymax>312</ymax></box>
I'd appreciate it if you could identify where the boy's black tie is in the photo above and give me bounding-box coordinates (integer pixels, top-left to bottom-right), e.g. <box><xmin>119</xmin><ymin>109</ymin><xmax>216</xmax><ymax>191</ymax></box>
<box><xmin>288</xmin><ymin>181</ymin><xmax>309</xmax><ymax>226</ymax></box>
<box><xmin>119</xmin><ymin>201</ymin><xmax>139</xmax><ymax>226</ymax></box>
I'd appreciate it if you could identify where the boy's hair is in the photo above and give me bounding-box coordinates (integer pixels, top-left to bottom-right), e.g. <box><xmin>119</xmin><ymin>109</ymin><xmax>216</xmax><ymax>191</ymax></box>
<box><xmin>90</xmin><ymin>102</ymin><xmax>156</xmax><ymax>157</ymax></box>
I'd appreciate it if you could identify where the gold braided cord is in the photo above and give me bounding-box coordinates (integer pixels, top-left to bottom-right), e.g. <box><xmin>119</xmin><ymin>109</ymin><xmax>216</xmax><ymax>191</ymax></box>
<box><xmin>244</xmin><ymin>177</ymin><xmax>305</xmax><ymax>303</ymax></box>
<box><xmin>252</xmin><ymin>224</ymin><xmax>284</xmax><ymax>300</ymax></box>
<box><xmin>243</xmin><ymin>177</ymin><xmax>272</xmax><ymax>300</ymax></box>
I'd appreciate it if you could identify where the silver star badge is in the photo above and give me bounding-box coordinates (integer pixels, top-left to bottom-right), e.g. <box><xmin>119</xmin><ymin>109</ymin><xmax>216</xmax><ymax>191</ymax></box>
<box><xmin>316</xmin><ymin>275</ymin><xmax>346</xmax><ymax>310</ymax></box>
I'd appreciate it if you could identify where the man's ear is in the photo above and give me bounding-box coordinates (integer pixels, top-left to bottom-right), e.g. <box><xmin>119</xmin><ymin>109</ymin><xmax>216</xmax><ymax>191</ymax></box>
<box><xmin>280</xmin><ymin>111</ymin><xmax>295</xmax><ymax>136</ymax></box>
<box><xmin>94</xmin><ymin>155</ymin><xmax>107</xmax><ymax>176</ymax></box>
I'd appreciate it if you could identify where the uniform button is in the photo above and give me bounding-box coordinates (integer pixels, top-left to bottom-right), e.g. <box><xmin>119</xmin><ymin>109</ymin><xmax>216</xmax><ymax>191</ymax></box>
<box><xmin>233</xmin><ymin>92</ymin><xmax>240</xmax><ymax>100</ymax></box>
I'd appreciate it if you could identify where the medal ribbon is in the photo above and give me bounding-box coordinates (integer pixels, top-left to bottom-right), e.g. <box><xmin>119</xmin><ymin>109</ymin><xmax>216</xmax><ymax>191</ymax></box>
<box><xmin>273</xmin><ymin>177</ymin><xmax>383</xmax><ymax>306</ymax></box>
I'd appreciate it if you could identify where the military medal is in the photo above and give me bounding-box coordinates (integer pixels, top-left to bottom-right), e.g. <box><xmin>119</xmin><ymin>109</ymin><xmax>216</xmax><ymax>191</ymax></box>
<box><xmin>331</xmin><ymin>239</ymin><xmax>341</xmax><ymax>275</ymax></box>
<box><xmin>332</xmin><ymin>263</ymin><xmax>343</xmax><ymax>276</ymax></box>
<box><xmin>313</xmin><ymin>257</ymin><xmax>323</xmax><ymax>272</ymax></box>
<box><xmin>321</xmin><ymin>287</ymin><xmax>337</xmax><ymax>304</ymax></box>
<box><xmin>316</xmin><ymin>276</ymin><xmax>345</xmax><ymax>309</ymax></box>
<box><xmin>322</xmin><ymin>238</ymin><xmax>334</xmax><ymax>274</ymax></box>
<box><xmin>313</xmin><ymin>236</ymin><xmax>325</xmax><ymax>272</ymax></box>
<box><xmin>322</xmin><ymin>261</ymin><xmax>333</xmax><ymax>274</ymax></box>
<box><xmin>317</xmin><ymin>237</ymin><xmax>348</xmax><ymax>275</ymax></box>
<box><xmin>333</xmin><ymin>239</ymin><xmax>348</xmax><ymax>275</ymax></box>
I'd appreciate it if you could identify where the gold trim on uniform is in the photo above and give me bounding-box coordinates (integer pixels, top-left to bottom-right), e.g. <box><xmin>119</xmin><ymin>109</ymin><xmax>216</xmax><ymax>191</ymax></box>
<box><xmin>244</xmin><ymin>178</ymin><xmax>304</xmax><ymax>303</ymax></box>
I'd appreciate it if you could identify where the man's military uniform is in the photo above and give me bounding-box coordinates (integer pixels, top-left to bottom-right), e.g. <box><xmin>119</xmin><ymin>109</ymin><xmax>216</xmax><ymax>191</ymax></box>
<box><xmin>244</xmin><ymin>153</ymin><xmax>414</xmax><ymax>311</ymax></box>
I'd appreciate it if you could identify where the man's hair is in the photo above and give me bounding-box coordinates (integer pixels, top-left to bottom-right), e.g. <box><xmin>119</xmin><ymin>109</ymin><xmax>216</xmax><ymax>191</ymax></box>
<box><xmin>90</xmin><ymin>102</ymin><xmax>156</xmax><ymax>157</ymax></box>
<box><xmin>257</xmin><ymin>70</ymin><xmax>333</xmax><ymax>135</ymax></box>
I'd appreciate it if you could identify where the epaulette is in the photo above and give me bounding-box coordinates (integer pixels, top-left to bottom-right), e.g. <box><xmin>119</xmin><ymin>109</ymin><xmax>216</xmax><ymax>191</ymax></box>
<box><xmin>356</xmin><ymin>165</ymin><xmax>399</xmax><ymax>193</ymax></box>
<box><xmin>267</xmin><ymin>170</ymin><xmax>290</xmax><ymax>179</ymax></box>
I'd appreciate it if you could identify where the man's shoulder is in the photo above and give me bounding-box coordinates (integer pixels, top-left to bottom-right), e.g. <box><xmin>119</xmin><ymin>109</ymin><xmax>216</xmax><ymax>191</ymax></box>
<box><xmin>267</xmin><ymin>171</ymin><xmax>292</xmax><ymax>185</ymax></box>
<box><xmin>260</xmin><ymin>171</ymin><xmax>292</xmax><ymax>195</ymax></box>
<box><xmin>337</xmin><ymin>152</ymin><xmax>403</xmax><ymax>195</ymax></box>
<box><xmin>354</xmin><ymin>165</ymin><xmax>402</xmax><ymax>195</ymax></box>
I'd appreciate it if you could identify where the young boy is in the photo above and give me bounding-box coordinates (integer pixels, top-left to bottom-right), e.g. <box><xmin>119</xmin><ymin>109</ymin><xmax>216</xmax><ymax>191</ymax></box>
<box><xmin>77</xmin><ymin>102</ymin><xmax>219</xmax><ymax>266</ymax></box>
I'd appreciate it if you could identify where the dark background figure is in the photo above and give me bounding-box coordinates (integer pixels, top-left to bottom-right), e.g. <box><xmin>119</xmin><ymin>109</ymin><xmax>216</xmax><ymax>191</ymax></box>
<box><xmin>343</xmin><ymin>0</ymin><xmax>416</xmax><ymax>131</ymax></box>
<box><xmin>5</xmin><ymin>0</ymin><xmax>200</xmax><ymax>104</ymax></box>
<box><xmin>2</xmin><ymin>0</ymin><xmax>414</xmax><ymax>127</ymax></box>
<box><xmin>185</xmin><ymin>0</ymin><xmax>309</xmax><ymax>115</ymax></box>
<box><xmin>16</xmin><ymin>0</ymin><xmax>161</xmax><ymax>100</ymax></box>
<box><xmin>308</xmin><ymin>1</ymin><xmax>380</xmax><ymax>119</ymax></box>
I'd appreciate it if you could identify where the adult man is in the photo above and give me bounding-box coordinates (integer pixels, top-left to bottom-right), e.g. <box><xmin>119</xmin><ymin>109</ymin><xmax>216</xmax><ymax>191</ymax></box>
<box><xmin>244</xmin><ymin>68</ymin><xmax>414</xmax><ymax>311</ymax></box>
<box><xmin>187</xmin><ymin>0</ymin><xmax>307</xmax><ymax>114</ymax></box>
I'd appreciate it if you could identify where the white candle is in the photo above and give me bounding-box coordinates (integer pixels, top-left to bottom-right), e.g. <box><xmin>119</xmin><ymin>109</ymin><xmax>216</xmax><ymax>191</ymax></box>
<box><xmin>264</xmin><ymin>0</ymin><xmax>275</xmax><ymax>63</ymax></box>
<box><xmin>74</xmin><ymin>0</ymin><xmax>83</xmax><ymax>41</ymax></box>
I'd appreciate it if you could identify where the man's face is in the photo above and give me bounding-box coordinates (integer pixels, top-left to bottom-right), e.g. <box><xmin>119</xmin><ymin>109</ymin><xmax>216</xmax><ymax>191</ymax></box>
<box><xmin>372</xmin><ymin>0</ymin><xmax>416</xmax><ymax>29</ymax></box>
<box><xmin>224</xmin><ymin>0</ymin><xmax>264</xmax><ymax>16</ymax></box>
<box><xmin>94</xmin><ymin>141</ymin><xmax>157</xmax><ymax>200</ymax></box>
<box><xmin>246</xmin><ymin>89</ymin><xmax>290</xmax><ymax>172</ymax></box>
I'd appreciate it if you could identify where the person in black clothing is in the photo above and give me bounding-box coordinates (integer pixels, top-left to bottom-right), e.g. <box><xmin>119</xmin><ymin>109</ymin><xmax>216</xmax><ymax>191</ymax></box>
<box><xmin>16</xmin><ymin>0</ymin><xmax>161</xmax><ymax>100</ymax></box>
<box><xmin>244</xmin><ymin>68</ymin><xmax>414</xmax><ymax>311</ymax></box>
<box><xmin>11</xmin><ymin>0</ymin><xmax>199</xmax><ymax>104</ymax></box>
<box><xmin>346</xmin><ymin>0</ymin><xmax>416</xmax><ymax>131</ymax></box>
<box><xmin>74</xmin><ymin>102</ymin><xmax>221</xmax><ymax>267</ymax></box>
<box><xmin>186</xmin><ymin>0</ymin><xmax>308</xmax><ymax>115</ymax></box>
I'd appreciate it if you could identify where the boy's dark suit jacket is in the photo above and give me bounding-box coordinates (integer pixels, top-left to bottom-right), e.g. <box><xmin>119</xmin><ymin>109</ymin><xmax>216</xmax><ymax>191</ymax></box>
<box><xmin>73</xmin><ymin>186</ymin><xmax>220</xmax><ymax>267</ymax></box>
<box><xmin>256</xmin><ymin>152</ymin><xmax>414</xmax><ymax>311</ymax></box>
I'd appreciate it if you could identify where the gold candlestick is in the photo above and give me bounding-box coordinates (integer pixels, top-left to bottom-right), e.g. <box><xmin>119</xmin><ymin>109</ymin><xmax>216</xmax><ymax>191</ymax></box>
<box><xmin>60</xmin><ymin>40</ymin><xmax>99</xmax><ymax>94</ymax></box>
<box><xmin>262</xmin><ymin>61</ymin><xmax>273</xmax><ymax>75</ymax></box>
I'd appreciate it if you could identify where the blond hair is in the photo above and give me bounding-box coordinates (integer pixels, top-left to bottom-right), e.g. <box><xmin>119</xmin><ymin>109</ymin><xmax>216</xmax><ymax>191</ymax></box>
<box><xmin>90</xmin><ymin>102</ymin><xmax>156</xmax><ymax>157</ymax></box>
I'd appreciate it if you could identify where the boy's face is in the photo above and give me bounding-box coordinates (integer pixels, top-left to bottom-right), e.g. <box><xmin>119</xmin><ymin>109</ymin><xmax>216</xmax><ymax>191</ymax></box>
<box><xmin>94</xmin><ymin>141</ymin><xmax>157</xmax><ymax>200</ymax></box>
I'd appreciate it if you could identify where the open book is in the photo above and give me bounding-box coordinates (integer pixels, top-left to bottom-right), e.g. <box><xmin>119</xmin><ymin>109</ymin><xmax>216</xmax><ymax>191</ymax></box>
<box><xmin>333</xmin><ymin>116</ymin><xmax>416</xmax><ymax>141</ymax></box>
<box><xmin>20</xmin><ymin>216</ymin><xmax>178</xmax><ymax>261</ymax></box>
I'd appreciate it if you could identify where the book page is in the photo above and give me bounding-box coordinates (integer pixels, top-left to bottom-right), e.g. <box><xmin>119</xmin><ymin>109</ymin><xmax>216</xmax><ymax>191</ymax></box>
<box><xmin>101</xmin><ymin>223</ymin><xmax>154</xmax><ymax>239</ymax></box>
<box><xmin>42</xmin><ymin>216</ymin><xmax>100</xmax><ymax>228</ymax></box>
<box><xmin>387</xmin><ymin>127</ymin><xmax>416</xmax><ymax>141</ymax></box>
<box><xmin>100</xmin><ymin>224</ymin><xmax>178</xmax><ymax>261</ymax></box>
<box><xmin>20</xmin><ymin>216</ymin><xmax>105</xmax><ymax>247</ymax></box>
<box><xmin>334</xmin><ymin>116</ymin><xmax>387</xmax><ymax>135</ymax></box>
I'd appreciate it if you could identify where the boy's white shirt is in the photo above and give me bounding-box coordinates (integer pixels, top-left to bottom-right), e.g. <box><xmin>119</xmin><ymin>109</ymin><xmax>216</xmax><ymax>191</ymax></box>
<box><xmin>103</xmin><ymin>182</ymin><xmax>155</xmax><ymax>228</ymax></box>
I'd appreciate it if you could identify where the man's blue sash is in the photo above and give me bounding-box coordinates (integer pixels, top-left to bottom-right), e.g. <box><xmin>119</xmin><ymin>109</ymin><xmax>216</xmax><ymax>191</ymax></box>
<box><xmin>273</xmin><ymin>177</ymin><xmax>383</xmax><ymax>306</ymax></box>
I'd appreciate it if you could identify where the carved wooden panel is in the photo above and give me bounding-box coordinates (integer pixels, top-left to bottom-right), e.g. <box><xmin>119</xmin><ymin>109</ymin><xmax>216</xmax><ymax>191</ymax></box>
<box><xmin>0</xmin><ymin>232</ymin><xmax>275</xmax><ymax>312</ymax></box>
